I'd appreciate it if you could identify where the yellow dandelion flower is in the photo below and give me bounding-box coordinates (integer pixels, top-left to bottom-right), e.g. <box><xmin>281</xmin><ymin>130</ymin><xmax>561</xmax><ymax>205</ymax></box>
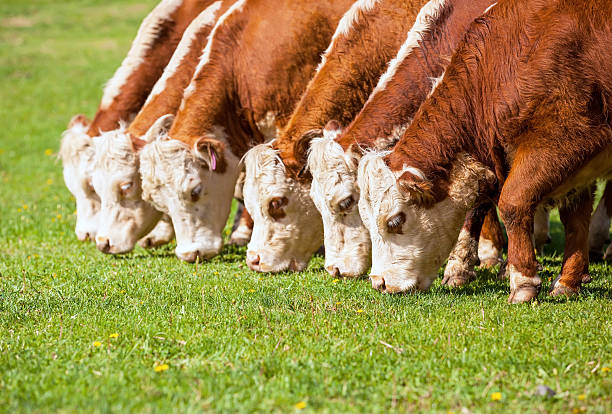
<box><xmin>248</xmin><ymin>289</ymin><xmax>255</xmax><ymax>293</ymax></box>
<box><xmin>601</xmin><ymin>366</ymin><xmax>610</xmax><ymax>374</ymax></box>
<box><xmin>491</xmin><ymin>392</ymin><xmax>502</xmax><ymax>401</ymax></box>
<box><xmin>332</xmin><ymin>279</ymin><xmax>339</xmax><ymax>283</ymax></box>
<box><xmin>109</xmin><ymin>333</ymin><xmax>119</xmax><ymax>339</ymax></box>
<box><xmin>22</xmin><ymin>204</ymin><xmax>28</xmax><ymax>210</ymax></box>
<box><xmin>46</xmin><ymin>178</ymin><xmax>53</xmax><ymax>185</ymax></box>
<box><xmin>17</xmin><ymin>208</ymin><xmax>22</xmax><ymax>213</ymax></box>
<box><xmin>294</xmin><ymin>401</ymin><xmax>307</xmax><ymax>410</ymax></box>
<box><xmin>335</xmin><ymin>301</ymin><xmax>342</xmax><ymax>305</ymax></box>
<box><xmin>356</xmin><ymin>309</ymin><xmax>364</xmax><ymax>313</ymax></box>
<box><xmin>93</xmin><ymin>341</ymin><xmax>102</xmax><ymax>347</ymax></box>
<box><xmin>56</xmin><ymin>214</ymin><xmax>62</xmax><ymax>220</ymax></box>
<box><xmin>44</xmin><ymin>148</ymin><xmax>53</xmax><ymax>156</ymax></box>
<box><xmin>154</xmin><ymin>364</ymin><xmax>169</xmax><ymax>372</ymax></box>
<box><xmin>578</xmin><ymin>394</ymin><xmax>586</xmax><ymax>401</ymax></box>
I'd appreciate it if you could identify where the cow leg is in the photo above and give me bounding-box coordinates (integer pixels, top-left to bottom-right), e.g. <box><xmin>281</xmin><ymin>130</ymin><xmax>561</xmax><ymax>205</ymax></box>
<box><xmin>533</xmin><ymin>205</ymin><xmax>551</xmax><ymax>254</ymax></box>
<box><xmin>478</xmin><ymin>207</ymin><xmax>505</xmax><ymax>267</ymax></box>
<box><xmin>442</xmin><ymin>202</ymin><xmax>491</xmax><ymax>287</ymax></box>
<box><xmin>138</xmin><ymin>214</ymin><xmax>174</xmax><ymax>248</ymax></box>
<box><xmin>498</xmin><ymin>175</ymin><xmax>542</xmax><ymax>304</ymax></box>
<box><xmin>550</xmin><ymin>188</ymin><xmax>594</xmax><ymax>297</ymax></box>
<box><xmin>588</xmin><ymin>181</ymin><xmax>612</xmax><ymax>259</ymax></box>
<box><xmin>605</xmin><ymin>243</ymin><xmax>612</xmax><ymax>261</ymax></box>
<box><xmin>229</xmin><ymin>202</ymin><xmax>253</xmax><ymax>246</ymax></box>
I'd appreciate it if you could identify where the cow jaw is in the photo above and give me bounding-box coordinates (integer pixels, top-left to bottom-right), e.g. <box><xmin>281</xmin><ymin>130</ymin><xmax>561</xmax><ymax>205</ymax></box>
<box><xmin>307</xmin><ymin>136</ymin><xmax>370</xmax><ymax>277</ymax></box>
<box><xmin>243</xmin><ymin>144</ymin><xmax>323</xmax><ymax>273</ymax></box>
<box><xmin>59</xmin><ymin>121</ymin><xmax>100</xmax><ymax>241</ymax></box>
<box><xmin>357</xmin><ymin>152</ymin><xmax>486</xmax><ymax>293</ymax></box>
<box><xmin>139</xmin><ymin>135</ymin><xmax>238</xmax><ymax>262</ymax></box>
<box><xmin>92</xmin><ymin>129</ymin><xmax>161</xmax><ymax>254</ymax></box>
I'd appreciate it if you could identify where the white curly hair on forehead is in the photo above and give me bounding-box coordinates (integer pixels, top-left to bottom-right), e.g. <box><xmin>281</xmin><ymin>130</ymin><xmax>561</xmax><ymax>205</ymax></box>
<box><xmin>59</xmin><ymin>122</ymin><xmax>93</xmax><ymax>164</ymax></box>
<box><xmin>92</xmin><ymin>123</ymin><xmax>138</xmax><ymax>172</ymax></box>
<box><xmin>243</xmin><ymin>142</ymin><xmax>285</xmax><ymax>182</ymax></box>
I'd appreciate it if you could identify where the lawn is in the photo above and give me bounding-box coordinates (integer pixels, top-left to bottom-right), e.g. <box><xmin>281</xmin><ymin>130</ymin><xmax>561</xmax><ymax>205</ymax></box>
<box><xmin>0</xmin><ymin>1</ymin><xmax>611</xmax><ymax>412</ymax></box>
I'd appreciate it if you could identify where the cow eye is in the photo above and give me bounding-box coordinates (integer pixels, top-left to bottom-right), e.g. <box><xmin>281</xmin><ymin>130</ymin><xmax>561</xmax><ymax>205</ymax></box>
<box><xmin>386</xmin><ymin>212</ymin><xmax>405</xmax><ymax>234</ymax></box>
<box><xmin>268</xmin><ymin>196</ymin><xmax>288</xmax><ymax>220</ymax></box>
<box><xmin>191</xmin><ymin>184</ymin><xmax>202</xmax><ymax>202</ymax></box>
<box><xmin>119</xmin><ymin>182</ymin><xmax>133</xmax><ymax>195</ymax></box>
<box><xmin>337</xmin><ymin>195</ymin><xmax>355</xmax><ymax>212</ymax></box>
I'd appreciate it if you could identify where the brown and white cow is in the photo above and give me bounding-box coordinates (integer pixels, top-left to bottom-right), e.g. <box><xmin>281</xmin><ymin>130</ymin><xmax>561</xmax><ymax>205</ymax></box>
<box><xmin>306</xmin><ymin>0</ymin><xmax>500</xmax><ymax>282</ymax></box>
<box><xmin>59</xmin><ymin>0</ymin><xmax>218</xmax><ymax>242</ymax></box>
<box><xmin>589</xmin><ymin>180</ymin><xmax>612</xmax><ymax>259</ymax></box>
<box><xmin>139</xmin><ymin>0</ymin><xmax>355</xmax><ymax>263</ymax></box>
<box><xmin>357</xmin><ymin>0</ymin><xmax>612</xmax><ymax>303</ymax></box>
<box><xmin>90</xmin><ymin>2</ymin><xmax>229</xmax><ymax>254</ymax></box>
<box><xmin>243</xmin><ymin>0</ymin><xmax>430</xmax><ymax>274</ymax></box>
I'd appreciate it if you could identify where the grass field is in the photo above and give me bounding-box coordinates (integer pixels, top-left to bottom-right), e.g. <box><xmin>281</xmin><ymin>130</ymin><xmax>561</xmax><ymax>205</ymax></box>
<box><xmin>1</xmin><ymin>1</ymin><xmax>611</xmax><ymax>412</ymax></box>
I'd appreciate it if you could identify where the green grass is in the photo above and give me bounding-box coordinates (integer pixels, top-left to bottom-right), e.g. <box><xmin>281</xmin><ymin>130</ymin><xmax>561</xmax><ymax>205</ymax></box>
<box><xmin>1</xmin><ymin>1</ymin><xmax>611</xmax><ymax>412</ymax></box>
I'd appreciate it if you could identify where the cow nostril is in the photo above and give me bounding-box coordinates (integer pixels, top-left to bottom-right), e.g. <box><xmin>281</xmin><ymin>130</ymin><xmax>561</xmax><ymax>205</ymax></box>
<box><xmin>96</xmin><ymin>237</ymin><xmax>111</xmax><ymax>254</ymax></box>
<box><xmin>326</xmin><ymin>265</ymin><xmax>340</xmax><ymax>278</ymax></box>
<box><xmin>250</xmin><ymin>254</ymin><xmax>260</xmax><ymax>266</ymax></box>
<box><xmin>370</xmin><ymin>275</ymin><xmax>386</xmax><ymax>292</ymax></box>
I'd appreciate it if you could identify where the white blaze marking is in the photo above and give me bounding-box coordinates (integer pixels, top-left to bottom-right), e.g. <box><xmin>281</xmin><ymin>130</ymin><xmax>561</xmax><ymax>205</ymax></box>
<box><xmin>145</xmin><ymin>2</ymin><xmax>223</xmax><ymax>105</ymax></box>
<box><xmin>100</xmin><ymin>0</ymin><xmax>184</xmax><ymax>109</ymax></box>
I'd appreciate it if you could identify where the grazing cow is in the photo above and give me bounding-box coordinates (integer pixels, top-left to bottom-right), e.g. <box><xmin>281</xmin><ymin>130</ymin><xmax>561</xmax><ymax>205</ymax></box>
<box><xmin>91</xmin><ymin>2</ymin><xmax>229</xmax><ymax>254</ymax></box>
<box><xmin>59</xmin><ymin>0</ymin><xmax>219</xmax><ymax>242</ymax></box>
<box><xmin>357</xmin><ymin>0</ymin><xmax>612</xmax><ymax>303</ymax></box>
<box><xmin>139</xmin><ymin>0</ymin><xmax>355</xmax><ymax>263</ymax></box>
<box><xmin>243</xmin><ymin>0</ymin><xmax>430</xmax><ymax>274</ymax></box>
<box><xmin>306</xmin><ymin>0</ymin><xmax>498</xmax><ymax>281</ymax></box>
<box><xmin>589</xmin><ymin>181</ymin><xmax>612</xmax><ymax>259</ymax></box>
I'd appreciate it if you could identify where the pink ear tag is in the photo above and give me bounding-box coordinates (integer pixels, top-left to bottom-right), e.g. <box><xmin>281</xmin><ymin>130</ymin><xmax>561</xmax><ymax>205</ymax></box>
<box><xmin>208</xmin><ymin>147</ymin><xmax>217</xmax><ymax>171</ymax></box>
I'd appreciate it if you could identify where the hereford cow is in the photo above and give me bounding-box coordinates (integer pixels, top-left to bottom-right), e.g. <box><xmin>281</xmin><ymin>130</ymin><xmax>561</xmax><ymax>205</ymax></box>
<box><xmin>139</xmin><ymin>0</ymin><xmax>355</xmax><ymax>263</ymax></box>
<box><xmin>243</xmin><ymin>0</ymin><xmax>430</xmax><ymax>273</ymax></box>
<box><xmin>589</xmin><ymin>181</ymin><xmax>612</xmax><ymax>259</ymax></box>
<box><xmin>306</xmin><ymin>0</ymin><xmax>500</xmax><ymax>282</ymax></box>
<box><xmin>59</xmin><ymin>0</ymin><xmax>218</xmax><ymax>242</ymax></box>
<box><xmin>90</xmin><ymin>2</ymin><xmax>230</xmax><ymax>254</ymax></box>
<box><xmin>357</xmin><ymin>0</ymin><xmax>612</xmax><ymax>303</ymax></box>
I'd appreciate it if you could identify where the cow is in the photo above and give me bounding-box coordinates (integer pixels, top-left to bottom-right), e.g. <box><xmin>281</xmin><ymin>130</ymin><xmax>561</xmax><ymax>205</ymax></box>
<box><xmin>356</xmin><ymin>0</ymin><xmax>612</xmax><ymax>303</ymax></box>
<box><xmin>589</xmin><ymin>181</ymin><xmax>612</xmax><ymax>260</ymax></box>
<box><xmin>90</xmin><ymin>2</ymin><xmax>230</xmax><ymax>254</ymax></box>
<box><xmin>139</xmin><ymin>0</ymin><xmax>356</xmax><ymax>263</ymax></box>
<box><xmin>242</xmin><ymin>0</ymin><xmax>431</xmax><ymax>274</ymax></box>
<box><xmin>59</xmin><ymin>0</ymin><xmax>219</xmax><ymax>243</ymax></box>
<box><xmin>305</xmin><ymin>0</ymin><xmax>500</xmax><ymax>282</ymax></box>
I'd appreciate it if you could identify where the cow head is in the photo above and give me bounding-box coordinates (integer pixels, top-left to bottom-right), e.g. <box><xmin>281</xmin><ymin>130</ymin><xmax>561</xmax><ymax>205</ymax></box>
<box><xmin>139</xmin><ymin>115</ymin><xmax>239</xmax><ymax>262</ymax></box>
<box><xmin>357</xmin><ymin>152</ymin><xmax>495</xmax><ymax>293</ymax></box>
<box><xmin>59</xmin><ymin>114</ymin><xmax>100</xmax><ymax>241</ymax></box>
<box><xmin>242</xmin><ymin>143</ymin><xmax>323</xmax><ymax>273</ymax></box>
<box><xmin>306</xmin><ymin>122</ymin><xmax>371</xmax><ymax>277</ymax></box>
<box><xmin>91</xmin><ymin>123</ymin><xmax>162</xmax><ymax>254</ymax></box>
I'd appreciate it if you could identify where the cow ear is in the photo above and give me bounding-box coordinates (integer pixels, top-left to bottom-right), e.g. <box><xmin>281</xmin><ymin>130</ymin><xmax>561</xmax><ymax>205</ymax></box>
<box><xmin>143</xmin><ymin>114</ymin><xmax>174</xmax><ymax>143</ymax></box>
<box><xmin>323</xmin><ymin>119</ymin><xmax>342</xmax><ymax>139</ymax></box>
<box><xmin>396</xmin><ymin>168</ymin><xmax>435</xmax><ymax>207</ymax></box>
<box><xmin>68</xmin><ymin>114</ymin><xmax>91</xmax><ymax>129</ymax></box>
<box><xmin>195</xmin><ymin>136</ymin><xmax>227</xmax><ymax>173</ymax></box>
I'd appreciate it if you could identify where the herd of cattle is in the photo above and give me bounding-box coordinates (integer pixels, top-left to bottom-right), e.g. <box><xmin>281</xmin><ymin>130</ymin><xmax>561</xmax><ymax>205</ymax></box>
<box><xmin>59</xmin><ymin>0</ymin><xmax>612</xmax><ymax>304</ymax></box>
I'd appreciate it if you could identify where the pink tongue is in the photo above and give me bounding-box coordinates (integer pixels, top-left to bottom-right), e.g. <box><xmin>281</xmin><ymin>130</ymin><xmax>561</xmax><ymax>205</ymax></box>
<box><xmin>210</xmin><ymin>150</ymin><xmax>217</xmax><ymax>171</ymax></box>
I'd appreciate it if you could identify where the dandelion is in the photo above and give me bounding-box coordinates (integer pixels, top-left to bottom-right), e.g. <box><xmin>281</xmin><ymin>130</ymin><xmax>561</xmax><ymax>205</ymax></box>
<box><xmin>93</xmin><ymin>341</ymin><xmax>102</xmax><ymax>347</ymax></box>
<box><xmin>109</xmin><ymin>333</ymin><xmax>119</xmax><ymax>339</ymax></box>
<box><xmin>356</xmin><ymin>309</ymin><xmax>364</xmax><ymax>313</ymax></box>
<box><xmin>154</xmin><ymin>363</ymin><xmax>169</xmax><ymax>372</ymax></box>
<box><xmin>22</xmin><ymin>204</ymin><xmax>28</xmax><ymax>210</ymax></box>
<box><xmin>46</xmin><ymin>178</ymin><xmax>53</xmax><ymax>185</ymax></box>
<box><xmin>248</xmin><ymin>289</ymin><xmax>255</xmax><ymax>293</ymax></box>
<box><xmin>601</xmin><ymin>366</ymin><xmax>610</xmax><ymax>374</ymax></box>
<box><xmin>335</xmin><ymin>301</ymin><xmax>342</xmax><ymax>305</ymax></box>
<box><xmin>44</xmin><ymin>148</ymin><xmax>53</xmax><ymax>156</ymax></box>
<box><xmin>332</xmin><ymin>279</ymin><xmax>339</xmax><ymax>283</ymax></box>
<box><xmin>491</xmin><ymin>392</ymin><xmax>502</xmax><ymax>401</ymax></box>
<box><xmin>56</xmin><ymin>214</ymin><xmax>62</xmax><ymax>220</ymax></box>
<box><xmin>577</xmin><ymin>394</ymin><xmax>586</xmax><ymax>401</ymax></box>
<box><xmin>294</xmin><ymin>401</ymin><xmax>307</xmax><ymax>410</ymax></box>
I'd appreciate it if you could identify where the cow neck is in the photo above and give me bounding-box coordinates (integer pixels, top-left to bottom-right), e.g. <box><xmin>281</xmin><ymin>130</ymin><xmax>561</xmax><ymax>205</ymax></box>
<box><xmin>339</xmin><ymin>0</ymin><xmax>494</xmax><ymax>151</ymax></box>
<box><xmin>275</xmin><ymin>0</ymin><xmax>418</xmax><ymax>166</ymax></box>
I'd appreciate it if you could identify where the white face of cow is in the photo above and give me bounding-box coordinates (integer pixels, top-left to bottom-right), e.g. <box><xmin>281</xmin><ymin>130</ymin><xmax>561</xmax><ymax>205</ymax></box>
<box><xmin>357</xmin><ymin>152</ymin><xmax>493</xmax><ymax>293</ymax></box>
<box><xmin>307</xmin><ymin>134</ymin><xmax>371</xmax><ymax>278</ymax></box>
<box><xmin>59</xmin><ymin>115</ymin><xmax>100</xmax><ymax>241</ymax></box>
<box><xmin>91</xmin><ymin>127</ymin><xmax>162</xmax><ymax>254</ymax></box>
<box><xmin>242</xmin><ymin>144</ymin><xmax>323</xmax><ymax>273</ymax></box>
<box><xmin>139</xmin><ymin>117</ymin><xmax>239</xmax><ymax>262</ymax></box>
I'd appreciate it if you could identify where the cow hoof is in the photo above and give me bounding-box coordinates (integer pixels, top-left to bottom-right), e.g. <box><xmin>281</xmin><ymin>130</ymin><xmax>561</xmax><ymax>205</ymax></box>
<box><xmin>442</xmin><ymin>259</ymin><xmax>476</xmax><ymax>287</ymax></box>
<box><xmin>508</xmin><ymin>285</ymin><xmax>540</xmax><ymax>304</ymax></box>
<box><xmin>549</xmin><ymin>276</ymin><xmax>580</xmax><ymax>297</ymax></box>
